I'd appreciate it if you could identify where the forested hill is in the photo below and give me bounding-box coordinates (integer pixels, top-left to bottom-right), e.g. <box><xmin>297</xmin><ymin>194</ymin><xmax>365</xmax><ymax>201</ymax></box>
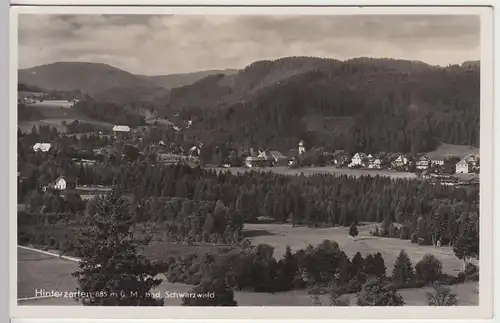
<box><xmin>159</xmin><ymin>57</ymin><xmax>480</xmax><ymax>154</ymax></box>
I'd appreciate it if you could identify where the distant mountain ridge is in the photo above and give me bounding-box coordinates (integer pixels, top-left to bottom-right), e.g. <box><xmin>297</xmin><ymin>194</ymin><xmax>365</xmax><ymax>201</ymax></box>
<box><xmin>18</xmin><ymin>62</ymin><xmax>237</xmax><ymax>103</ymax></box>
<box><xmin>137</xmin><ymin>69</ymin><xmax>239</xmax><ymax>89</ymax></box>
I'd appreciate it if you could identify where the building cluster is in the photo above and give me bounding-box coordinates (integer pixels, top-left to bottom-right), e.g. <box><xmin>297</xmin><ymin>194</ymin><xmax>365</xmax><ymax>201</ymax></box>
<box><xmin>346</xmin><ymin>151</ymin><xmax>479</xmax><ymax>174</ymax></box>
<box><xmin>240</xmin><ymin>140</ymin><xmax>480</xmax><ymax>176</ymax></box>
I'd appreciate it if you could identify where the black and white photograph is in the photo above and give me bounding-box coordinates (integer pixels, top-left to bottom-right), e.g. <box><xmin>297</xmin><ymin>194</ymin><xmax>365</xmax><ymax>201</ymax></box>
<box><xmin>11</xmin><ymin>5</ymin><xmax>494</xmax><ymax>320</ymax></box>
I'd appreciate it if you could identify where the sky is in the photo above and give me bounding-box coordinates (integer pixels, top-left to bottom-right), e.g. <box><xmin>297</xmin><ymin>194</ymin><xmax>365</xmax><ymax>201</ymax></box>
<box><xmin>18</xmin><ymin>14</ymin><xmax>480</xmax><ymax>75</ymax></box>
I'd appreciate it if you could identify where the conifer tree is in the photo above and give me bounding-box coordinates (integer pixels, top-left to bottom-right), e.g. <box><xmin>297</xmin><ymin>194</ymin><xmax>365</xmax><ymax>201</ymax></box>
<box><xmin>453</xmin><ymin>219</ymin><xmax>479</xmax><ymax>270</ymax></box>
<box><xmin>349</xmin><ymin>222</ymin><xmax>359</xmax><ymax>239</ymax></box>
<box><xmin>392</xmin><ymin>250</ymin><xmax>416</xmax><ymax>285</ymax></box>
<box><xmin>279</xmin><ymin>246</ymin><xmax>299</xmax><ymax>290</ymax></box>
<box><xmin>351</xmin><ymin>252</ymin><xmax>364</xmax><ymax>278</ymax></box>
<box><xmin>72</xmin><ymin>187</ymin><xmax>164</xmax><ymax>306</ymax></box>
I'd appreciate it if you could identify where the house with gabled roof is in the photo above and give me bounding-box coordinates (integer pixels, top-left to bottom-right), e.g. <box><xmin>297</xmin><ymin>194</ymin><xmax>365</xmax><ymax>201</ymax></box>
<box><xmin>455</xmin><ymin>155</ymin><xmax>479</xmax><ymax>174</ymax></box>
<box><xmin>392</xmin><ymin>154</ymin><xmax>409</xmax><ymax>168</ymax></box>
<box><xmin>415</xmin><ymin>155</ymin><xmax>431</xmax><ymax>170</ymax></box>
<box><xmin>267</xmin><ymin>150</ymin><xmax>289</xmax><ymax>166</ymax></box>
<box><xmin>349</xmin><ymin>152</ymin><xmax>369</xmax><ymax>168</ymax></box>
<box><xmin>52</xmin><ymin>176</ymin><xmax>76</xmax><ymax>191</ymax></box>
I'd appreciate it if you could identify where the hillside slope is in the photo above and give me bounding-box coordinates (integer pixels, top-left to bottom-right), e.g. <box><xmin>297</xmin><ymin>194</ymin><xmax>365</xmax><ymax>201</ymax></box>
<box><xmin>158</xmin><ymin>57</ymin><xmax>480</xmax><ymax>154</ymax></box>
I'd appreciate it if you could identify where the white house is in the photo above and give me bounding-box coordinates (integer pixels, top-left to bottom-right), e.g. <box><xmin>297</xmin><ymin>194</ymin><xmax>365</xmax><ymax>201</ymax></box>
<box><xmin>349</xmin><ymin>153</ymin><xmax>369</xmax><ymax>168</ymax></box>
<box><xmin>53</xmin><ymin>177</ymin><xmax>67</xmax><ymax>191</ymax></box>
<box><xmin>431</xmin><ymin>159</ymin><xmax>445</xmax><ymax>166</ymax></box>
<box><xmin>33</xmin><ymin>143</ymin><xmax>52</xmax><ymax>152</ymax></box>
<box><xmin>112</xmin><ymin>125</ymin><xmax>130</xmax><ymax>133</ymax></box>
<box><xmin>416</xmin><ymin>155</ymin><xmax>431</xmax><ymax>170</ymax></box>
<box><xmin>455</xmin><ymin>158</ymin><xmax>471</xmax><ymax>174</ymax></box>
<box><xmin>369</xmin><ymin>158</ymin><xmax>382</xmax><ymax>169</ymax></box>
<box><xmin>392</xmin><ymin>154</ymin><xmax>409</xmax><ymax>168</ymax></box>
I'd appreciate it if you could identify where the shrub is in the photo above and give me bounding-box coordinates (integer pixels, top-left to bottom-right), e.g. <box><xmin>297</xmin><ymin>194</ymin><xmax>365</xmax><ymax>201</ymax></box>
<box><xmin>415</xmin><ymin>254</ymin><xmax>443</xmax><ymax>283</ymax></box>
<box><xmin>425</xmin><ymin>282</ymin><xmax>458</xmax><ymax>306</ymax></box>
<box><xmin>356</xmin><ymin>278</ymin><xmax>404</xmax><ymax>306</ymax></box>
<box><xmin>457</xmin><ymin>263</ymin><xmax>479</xmax><ymax>282</ymax></box>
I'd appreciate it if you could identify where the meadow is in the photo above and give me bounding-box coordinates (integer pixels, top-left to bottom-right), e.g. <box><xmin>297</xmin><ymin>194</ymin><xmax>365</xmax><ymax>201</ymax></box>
<box><xmin>18</xmin><ymin>100</ymin><xmax>114</xmax><ymax>133</ymax></box>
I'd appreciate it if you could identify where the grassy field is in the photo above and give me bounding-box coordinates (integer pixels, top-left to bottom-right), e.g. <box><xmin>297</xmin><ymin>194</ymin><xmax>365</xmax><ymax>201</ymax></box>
<box><xmin>425</xmin><ymin>143</ymin><xmax>479</xmax><ymax>160</ymax></box>
<box><xmin>244</xmin><ymin>223</ymin><xmax>472</xmax><ymax>276</ymax></box>
<box><xmin>18</xmin><ymin>100</ymin><xmax>113</xmax><ymax>133</ymax></box>
<box><xmin>17</xmin><ymin>247</ymin><xmax>478</xmax><ymax>306</ymax></box>
<box><xmin>213</xmin><ymin>166</ymin><xmax>417</xmax><ymax>179</ymax></box>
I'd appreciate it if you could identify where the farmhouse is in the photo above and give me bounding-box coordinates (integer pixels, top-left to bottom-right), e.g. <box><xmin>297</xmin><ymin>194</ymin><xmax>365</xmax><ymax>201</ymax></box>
<box><xmin>368</xmin><ymin>157</ymin><xmax>383</xmax><ymax>169</ymax></box>
<box><xmin>266</xmin><ymin>150</ymin><xmax>289</xmax><ymax>166</ymax></box>
<box><xmin>112</xmin><ymin>125</ymin><xmax>131</xmax><ymax>133</ymax></box>
<box><xmin>415</xmin><ymin>155</ymin><xmax>431</xmax><ymax>170</ymax></box>
<box><xmin>455</xmin><ymin>158</ymin><xmax>472</xmax><ymax>174</ymax></box>
<box><xmin>349</xmin><ymin>153</ymin><xmax>370</xmax><ymax>168</ymax></box>
<box><xmin>52</xmin><ymin>176</ymin><xmax>76</xmax><ymax>191</ymax></box>
<box><xmin>32</xmin><ymin>143</ymin><xmax>52</xmax><ymax>152</ymax></box>
<box><xmin>431</xmin><ymin>158</ymin><xmax>445</xmax><ymax>166</ymax></box>
<box><xmin>392</xmin><ymin>154</ymin><xmax>409</xmax><ymax>168</ymax></box>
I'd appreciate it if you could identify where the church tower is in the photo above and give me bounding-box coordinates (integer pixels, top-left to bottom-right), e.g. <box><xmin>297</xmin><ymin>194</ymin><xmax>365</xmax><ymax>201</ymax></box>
<box><xmin>298</xmin><ymin>140</ymin><xmax>306</xmax><ymax>155</ymax></box>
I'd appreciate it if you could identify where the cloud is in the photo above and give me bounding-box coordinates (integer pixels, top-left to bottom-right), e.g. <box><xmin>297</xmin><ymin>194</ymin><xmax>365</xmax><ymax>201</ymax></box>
<box><xmin>18</xmin><ymin>14</ymin><xmax>480</xmax><ymax>75</ymax></box>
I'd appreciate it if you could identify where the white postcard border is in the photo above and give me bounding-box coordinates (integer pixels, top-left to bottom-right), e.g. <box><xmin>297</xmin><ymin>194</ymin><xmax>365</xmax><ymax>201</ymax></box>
<box><xmin>8</xmin><ymin>3</ymin><xmax>497</xmax><ymax>321</ymax></box>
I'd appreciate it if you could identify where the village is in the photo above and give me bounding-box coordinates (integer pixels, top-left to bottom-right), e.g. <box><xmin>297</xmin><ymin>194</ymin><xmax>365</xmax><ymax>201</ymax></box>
<box><xmin>24</xmin><ymin>118</ymin><xmax>481</xmax><ymax>201</ymax></box>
